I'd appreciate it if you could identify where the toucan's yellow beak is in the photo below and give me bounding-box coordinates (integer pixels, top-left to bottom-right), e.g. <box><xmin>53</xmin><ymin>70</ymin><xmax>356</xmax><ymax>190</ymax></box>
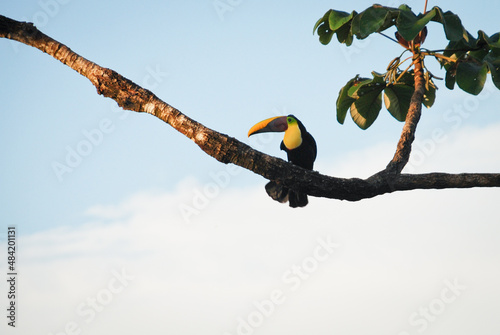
<box><xmin>248</xmin><ymin>116</ymin><xmax>288</xmax><ymax>137</ymax></box>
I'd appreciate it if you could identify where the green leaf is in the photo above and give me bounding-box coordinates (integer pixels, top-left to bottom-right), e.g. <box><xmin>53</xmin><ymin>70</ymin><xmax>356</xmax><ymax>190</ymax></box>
<box><xmin>328</xmin><ymin>10</ymin><xmax>354</xmax><ymax>32</ymax></box>
<box><xmin>347</xmin><ymin>78</ymin><xmax>372</xmax><ymax>97</ymax></box>
<box><xmin>396</xmin><ymin>8</ymin><xmax>435</xmax><ymax>41</ymax></box>
<box><xmin>350</xmin><ymin>89</ymin><xmax>382</xmax><ymax>129</ymax></box>
<box><xmin>484</xmin><ymin>53</ymin><xmax>500</xmax><ymax>89</ymax></box>
<box><xmin>456</xmin><ymin>61</ymin><xmax>488</xmax><ymax>95</ymax></box>
<box><xmin>486</xmin><ymin>32</ymin><xmax>500</xmax><ymax>51</ymax></box>
<box><xmin>432</xmin><ymin>7</ymin><xmax>467</xmax><ymax>42</ymax></box>
<box><xmin>377</xmin><ymin>8</ymin><xmax>400</xmax><ymax>32</ymax></box>
<box><xmin>469</xmin><ymin>48</ymin><xmax>489</xmax><ymax>62</ymax></box>
<box><xmin>423</xmin><ymin>82</ymin><xmax>436</xmax><ymax>108</ymax></box>
<box><xmin>350</xmin><ymin>12</ymin><xmax>362</xmax><ymax>38</ymax></box>
<box><xmin>397</xmin><ymin>69</ymin><xmax>416</xmax><ymax>86</ymax></box>
<box><xmin>445</xmin><ymin>69</ymin><xmax>456</xmax><ymax>90</ymax></box>
<box><xmin>319</xmin><ymin>31</ymin><xmax>334</xmax><ymax>45</ymax></box>
<box><xmin>336</xmin><ymin>22</ymin><xmax>354</xmax><ymax>46</ymax></box>
<box><xmin>476</xmin><ymin>30</ymin><xmax>490</xmax><ymax>47</ymax></box>
<box><xmin>336</xmin><ymin>77</ymin><xmax>358</xmax><ymax>124</ymax></box>
<box><xmin>398</xmin><ymin>4</ymin><xmax>412</xmax><ymax>11</ymax></box>
<box><xmin>317</xmin><ymin>22</ymin><xmax>334</xmax><ymax>45</ymax></box>
<box><xmin>337</xmin><ymin>73</ymin><xmax>385</xmax><ymax>129</ymax></box>
<box><xmin>314</xmin><ymin>9</ymin><xmax>356</xmax><ymax>45</ymax></box>
<box><xmin>383</xmin><ymin>84</ymin><xmax>413</xmax><ymax>121</ymax></box>
<box><xmin>347</xmin><ymin>72</ymin><xmax>385</xmax><ymax>97</ymax></box>
<box><xmin>443</xmin><ymin>31</ymin><xmax>476</xmax><ymax>58</ymax></box>
<box><xmin>313</xmin><ymin>10</ymin><xmax>331</xmax><ymax>34</ymax></box>
<box><xmin>351</xmin><ymin>6</ymin><xmax>393</xmax><ymax>39</ymax></box>
<box><xmin>476</xmin><ymin>31</ymin><xmax>500</xmax><ymax>56</ymax></box>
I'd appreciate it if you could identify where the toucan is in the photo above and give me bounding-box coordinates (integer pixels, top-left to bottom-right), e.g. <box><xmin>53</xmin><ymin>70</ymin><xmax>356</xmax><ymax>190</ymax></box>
<box><xmin>248</xmin><ymin>115</ymin><xmax>317</xmax><ymax>208</ymax></box>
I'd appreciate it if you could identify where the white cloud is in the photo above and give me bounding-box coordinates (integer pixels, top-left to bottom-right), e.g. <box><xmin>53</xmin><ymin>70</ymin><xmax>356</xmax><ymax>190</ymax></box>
<box><xmin>1</xmin><ymin>124</ymin><xmax>500</xmax><ymax>335</ymax></box>
<box><xmin>405</xmin><ymin>122</ymin><xmax>500</xmax><ymax>173</ymax></box>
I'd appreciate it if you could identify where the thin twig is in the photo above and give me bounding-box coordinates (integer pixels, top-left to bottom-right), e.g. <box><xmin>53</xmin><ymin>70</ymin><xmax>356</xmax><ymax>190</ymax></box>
<box><xmin>395</xmin><ymin>57</ymin><xmax>418</xmax><ymax>82</ymax></box>
<box><xmin>378</xmin><ymin>32</ymin><xmax>399</xmax><ymax>44</ymax></box>
<box><xmin>421</xmin><ymin>52</ymin><xmax>456</xmax><ymax>63</ymax></box>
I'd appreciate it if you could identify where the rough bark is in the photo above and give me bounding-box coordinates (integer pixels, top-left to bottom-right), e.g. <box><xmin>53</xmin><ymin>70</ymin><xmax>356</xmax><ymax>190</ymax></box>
<box><xmin>386</xmin><ymin>55</ymin><xmax>425</xmax><ymax>175</ymax></box>
<box><xmin>1</xmin><ymin>15</ymin><xmax>499</xmax><ymax>202</ymax></box>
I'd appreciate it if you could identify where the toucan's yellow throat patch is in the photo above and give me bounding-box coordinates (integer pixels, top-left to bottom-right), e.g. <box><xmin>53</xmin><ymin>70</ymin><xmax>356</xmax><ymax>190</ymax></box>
<box><xmin>283</xmin><ymin>117</ymin><xmax>302</xmax><ymax>150</ymax></box>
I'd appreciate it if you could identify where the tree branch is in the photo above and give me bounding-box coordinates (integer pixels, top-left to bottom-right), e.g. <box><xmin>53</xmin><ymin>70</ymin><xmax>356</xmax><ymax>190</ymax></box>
<box><xmin>386</xmin><ymin>54</ymin><xmax>425</xmax><ymax>175</ymax></box>
<box><xmin>1</xmin><ymin>14</ymin><xmax>499</xmax><ymax>202</ymax></box>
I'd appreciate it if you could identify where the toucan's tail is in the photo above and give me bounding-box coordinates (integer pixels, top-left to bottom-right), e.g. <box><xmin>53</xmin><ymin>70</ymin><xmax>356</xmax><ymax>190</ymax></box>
<box><xmin>265</xmin><ymin>181</ymin><xmax>308</xmax><ymax>208</ymax></box>
<box><xmin>288</xmin><ymin>190</ymin><xmax>308</xmax><ymax>208</ymax></box>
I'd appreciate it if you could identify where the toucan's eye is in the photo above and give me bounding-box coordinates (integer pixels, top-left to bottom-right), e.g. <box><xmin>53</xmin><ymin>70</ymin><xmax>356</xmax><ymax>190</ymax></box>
<box><xmin>287</xmin><ymin>117</ymin><xmax>293</xmax><ymax>123</ymax></box>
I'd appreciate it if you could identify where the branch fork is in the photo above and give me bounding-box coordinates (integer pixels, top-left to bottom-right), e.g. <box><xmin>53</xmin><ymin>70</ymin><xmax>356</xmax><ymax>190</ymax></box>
<box><xmin>1</xmin><ymin>15</ymin><xmax>498</xmax><ymax>202</ymax></box>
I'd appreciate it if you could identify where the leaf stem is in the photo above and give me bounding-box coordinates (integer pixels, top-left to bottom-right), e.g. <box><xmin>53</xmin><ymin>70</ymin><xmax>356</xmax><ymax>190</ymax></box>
<box><xmin>378</xmin><ymin>32</ymin><xmax>399</xmax><ymax>44</ymax></box>
<box><xmin>422</xmin><ymin>46</ymin><xmax>483</xmax><ymax>53</ymax></box>
<box><xmin>395</xmin><ymin>57</ymin><xmax>418</xmax><ymax>82</ymax></box>
<box><xmin>422</xmin><ymin>52</ymin><xmax>456</xmax><ymax>63</ymax></box>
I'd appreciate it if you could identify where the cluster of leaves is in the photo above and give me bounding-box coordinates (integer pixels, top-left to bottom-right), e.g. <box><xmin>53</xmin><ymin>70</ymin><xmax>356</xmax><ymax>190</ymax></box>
<box><xmin>442</xmin><ymin>31</ymin><xmax>500</xmax><ymax>94</ymax></box>
<box><xmin>336</xmin><ymin>70</ymin><xmax>436</xmax><ymax>129</ymax></box>
<box><xmin>314</xmin><ymin>4</ymin><xmax>500</xmax><ymax>129</ymax></box>
<box><xmin>314</xmin><ymin>4</ymin><xmax>466</xmax><ymax>46</ymax></box>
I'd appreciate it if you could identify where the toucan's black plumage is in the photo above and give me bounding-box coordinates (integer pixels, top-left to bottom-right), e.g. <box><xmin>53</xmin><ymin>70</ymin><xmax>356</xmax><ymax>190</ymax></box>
<box><xmin>248</xmin><ymin>115</ymin><xmax>317</xmax><ymax>207</ymax></box>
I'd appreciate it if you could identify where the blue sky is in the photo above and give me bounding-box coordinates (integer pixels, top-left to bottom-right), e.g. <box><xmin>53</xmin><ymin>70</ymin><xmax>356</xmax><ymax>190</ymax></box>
<box><xmin>1</xmin><ymin>1</ymin><xmax>500</xmax><ymax>334</ymax></box>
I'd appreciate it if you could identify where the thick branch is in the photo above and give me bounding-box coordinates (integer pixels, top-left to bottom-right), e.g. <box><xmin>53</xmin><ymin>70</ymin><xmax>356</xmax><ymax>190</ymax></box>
<box><xmin>386</xmin><ymin>54</ymin><xmax>426</xmax><ymax>174</ymax></box>
<box><xmin>1</xmin><ymin>15</ymin><xmax>499</xmax><ymax>202</ymax></box>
